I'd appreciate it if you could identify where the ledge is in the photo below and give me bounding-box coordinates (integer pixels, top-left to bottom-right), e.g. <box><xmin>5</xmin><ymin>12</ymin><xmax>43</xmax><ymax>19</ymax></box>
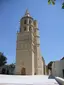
<box><xmin>55</xmin><ymin>77</ymin><xmax>64</xmax><ymax>85</ymax></box>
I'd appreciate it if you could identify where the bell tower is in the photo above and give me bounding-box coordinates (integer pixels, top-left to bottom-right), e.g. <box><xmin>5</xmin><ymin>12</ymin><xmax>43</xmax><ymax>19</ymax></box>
<box><xmin>15</xmin><ymin>10</ymin><xmax>34</xmax><ymax>75</ymax></box>
<box><xmin>15</xmin><ymin>10</ymin><xmax>45</xmax><ymax>75</ymax></box>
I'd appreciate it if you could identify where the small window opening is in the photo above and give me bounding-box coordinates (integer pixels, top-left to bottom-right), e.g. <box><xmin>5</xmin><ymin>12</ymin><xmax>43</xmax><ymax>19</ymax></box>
<box><xmin>29</xmin><ymin>27</ymin><xmax>31</xmax><ymax>31</ymax></box>
<box><xmin>24</xmin><ymin>27</ymin><xmax>26</xmax><ymax>31</ymax></box>
<box><xmin>24</xmin><ymin>20</ymin><xmax>26</xmax><ymax>24</ymax></box>
<box><xmin>29</xmin><ymin>20</ymin><xmax>32</xmax><ymax>24</ymax></box>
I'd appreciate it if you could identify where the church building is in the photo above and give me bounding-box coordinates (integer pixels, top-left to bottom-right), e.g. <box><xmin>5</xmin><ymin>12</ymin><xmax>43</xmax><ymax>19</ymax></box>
<box><xmin>15</xmin><ymin>10</ymin><xmax>45</xmax><ymax>75</ymax></box>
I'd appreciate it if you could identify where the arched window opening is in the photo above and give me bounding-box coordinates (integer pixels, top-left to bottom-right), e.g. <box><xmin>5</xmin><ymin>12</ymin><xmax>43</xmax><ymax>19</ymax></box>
<box><xmin>24</xmin><ymin>20</ymin><xmax>27</xmax><ymax>24</ymax></box>
<box><xmin>29</xmin><ymin>20</ymin><xmax>32</xmax><ymax>24</ymax></box>
<box><xmin>24</xmin><ymin>27</ymin><xmax>26</xmax><ymax>31</ymax></box>
<box><xmin>29</xmin><ymin>26</ymin><xmax>31</xmax><ymax>31</ymax></box>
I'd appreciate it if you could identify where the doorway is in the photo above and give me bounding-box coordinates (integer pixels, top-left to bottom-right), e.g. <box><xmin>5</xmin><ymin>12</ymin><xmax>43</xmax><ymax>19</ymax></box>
<box><xmin>21</xmin><ymin>67</ymin><xmax>26</xmax><ymax>75</ymax></box>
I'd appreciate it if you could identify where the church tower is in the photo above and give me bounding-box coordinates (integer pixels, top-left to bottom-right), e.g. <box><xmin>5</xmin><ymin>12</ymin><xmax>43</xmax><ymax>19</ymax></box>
<box><xmin>15</xmin><ymin>10</ymin><xmax>45</xmax><ymax>75</ymax></box>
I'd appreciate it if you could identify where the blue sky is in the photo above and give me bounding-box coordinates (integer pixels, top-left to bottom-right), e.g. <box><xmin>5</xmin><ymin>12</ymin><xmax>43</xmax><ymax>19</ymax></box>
<box><xmin>0</xmin><ymin>0</ymin><xmax>64</xmax><ymax>65</ymax></box>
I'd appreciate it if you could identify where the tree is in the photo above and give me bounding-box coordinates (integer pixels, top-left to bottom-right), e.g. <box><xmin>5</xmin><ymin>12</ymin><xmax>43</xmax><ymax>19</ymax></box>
<box><xmin>9</xmin><ymin>63</ymin><xmax>15</xmax><ymax>68</ymax></box>
<box><xmin>0</xmin><ymin>52</ymin><xmax>7</xmax><ymax>66</ymax></box>
<box><xmin>48</xmin><ymin>0</ymin><xmax>64</xmax><ymax>9</ymax></box>
<box><xmin>7</xmin><ymin>69</ymin><xmax>9</xmax><ymax>74</ymax></box>
<box><xmin>48</xmin><ymin>0</ymin><xmax>55</xmax><ymax>5</ymax></box>
<box><xmin>62</xmin><ymin>2</ymin><xmax>64</xmax><ymax>9</ymax></box>
<box><xmin>1</xmin><ymin>68</ymin><xmax>6</xmax><ymax>74</ymax></box>
<box><xmin>47</xmin><ymin>61</ymin><xmax>53</xmax><ymax>70</ymax></box>
<box><xmin>9</xmin><ymin>63</ymin><xmax>15</xmax><ymax>74</ymax></box>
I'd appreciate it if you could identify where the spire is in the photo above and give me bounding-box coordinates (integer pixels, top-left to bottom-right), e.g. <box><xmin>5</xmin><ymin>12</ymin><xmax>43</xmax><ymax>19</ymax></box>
<box><xmin>24</xmin><ymin>9</ymin><xmax>30</xmax><ymax>17</ymax></box>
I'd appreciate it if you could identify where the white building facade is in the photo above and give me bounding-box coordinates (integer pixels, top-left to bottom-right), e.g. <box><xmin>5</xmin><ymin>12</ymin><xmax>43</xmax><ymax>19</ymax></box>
<box><xmin>52</xmin><ymin>60</ymin><xmax>64</xmax><ymax>78</ymax></box>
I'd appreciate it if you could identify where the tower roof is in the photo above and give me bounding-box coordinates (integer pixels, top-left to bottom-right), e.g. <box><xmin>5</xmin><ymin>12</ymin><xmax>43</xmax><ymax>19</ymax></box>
<box><xmin>21</xmin><ymin>9</ymin><xmax>33</xmax><ymax>20</ymax></box>
<box><xmin>24</xmin><ymin>9</ymin><xmax>31</xmax><ymax>17</ymax></box>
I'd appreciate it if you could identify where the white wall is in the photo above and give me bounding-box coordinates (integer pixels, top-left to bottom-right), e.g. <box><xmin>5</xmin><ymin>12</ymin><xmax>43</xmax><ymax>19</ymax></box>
<box><xmin>52</xmin><ymin>60</ymin><xmax>64</xmax><ymax>78</ymax></box>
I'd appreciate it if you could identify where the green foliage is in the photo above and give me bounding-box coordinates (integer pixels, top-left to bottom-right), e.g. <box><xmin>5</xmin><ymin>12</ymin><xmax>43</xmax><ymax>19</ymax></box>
<box><xmin>48</xmin><ymin>0</ymin><xmax>51</xmax><ymax>5</ymax></box>
<box><xmin>10</xmin><ymin>63</ymin><xmax>15</xmax><ymax>68</ymax></box>
<box><xmin>62</xmin><ymin>2</ymin><xmax>64</xmax><ymax>9</ymax></box>
<box><xmin>47</xmin><ymin>61</ymin><xmax>53</xmax><ymax>69</ymax></box>
<box><xmin>52</xmin><ymin>1</ymin><xmax>55</xmax><ymax>5</ymax></box>
<box><xmin>48</xmin><ymin>0</ymin><xmax>64</xmax><ymax>9</ymax></box>
<box><xmin>0</xmin><ymin>52</ymin><xmax>7</xmax><ymax>66</ymax></box>
<box><xmin>48</xmin><ymin>0</ymin><xmax>55</xmax><ymax>5</ymax></box>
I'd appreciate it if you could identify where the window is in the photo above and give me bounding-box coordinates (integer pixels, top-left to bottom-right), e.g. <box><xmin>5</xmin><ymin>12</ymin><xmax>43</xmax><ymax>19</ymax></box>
<box><xmin>24</xmin><ymin>20</ymin><xmax>26</xmax><ymax>24</ymax></box>
<box><xmin>24</xmin><ymin>27</ymin><xmax>26</xmax><ymax>31</ymax></box>
<box><xmin>29</xmin><ymin>20</ymin><xmax>32</xmax><ymax>24</ymax></box>
<box><xmin>29</xmin><ymin>27</ymin><xmax>31</xmax><ymax>31</ymax></box>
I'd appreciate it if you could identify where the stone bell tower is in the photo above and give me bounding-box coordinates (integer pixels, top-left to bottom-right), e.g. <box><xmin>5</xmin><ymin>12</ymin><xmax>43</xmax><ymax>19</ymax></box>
<box><xmin>15</xmin><ymin>10</ymin><xmax>34</xmax><ymax>75</ymax></box>
<box><xmin>15</xmin><ymin>10</ymin><xmax>45</xmax><ymax>75</ymax></box>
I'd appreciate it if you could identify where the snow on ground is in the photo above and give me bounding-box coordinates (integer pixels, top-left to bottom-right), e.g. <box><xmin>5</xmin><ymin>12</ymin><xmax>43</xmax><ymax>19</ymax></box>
<box><xmin>0</xmin><ymin>75</ymin><xmax>59</xmax><ymax>85</ymax></box>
